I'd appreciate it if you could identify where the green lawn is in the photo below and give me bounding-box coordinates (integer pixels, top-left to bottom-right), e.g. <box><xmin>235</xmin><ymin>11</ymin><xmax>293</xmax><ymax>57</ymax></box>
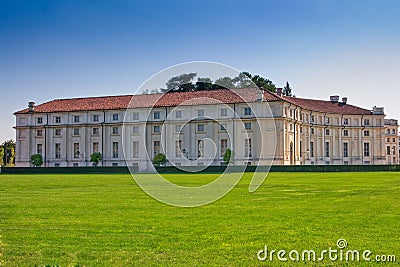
<box><xmin>0</xmin><ymin>172</ymin><xmax>399</xmax><ymax>266</ymax></box>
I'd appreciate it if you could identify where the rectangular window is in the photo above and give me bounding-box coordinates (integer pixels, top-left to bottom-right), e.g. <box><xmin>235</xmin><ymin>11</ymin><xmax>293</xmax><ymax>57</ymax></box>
<box><xmin>393</xmin><ymin>146</ymin><xmax>396</xmax><ymax>155</ymax></box>
<box><xmin>74</xmin><ymin>116</ymin><xmax>80</xmax><ymax>123</ymax></box>
<box><xmin>220</xmin><ymin>139</ymin><xmax>227</xmax><ymax>157</ymax></box>
<box><xmin>36</xmin><ymin>130</ymin><xmax>43</xmax><ymax>137</ymax></box>
<box><xmin>343</xmin><ymin>142</ymin><xmax>349</xmax><ymax>158</ymax></box>
<box><xmin>364</xmin><ymin>142</ymin><xmax>370</xmax><ymax>157</ymax></box>
<box><xmin>132</xmin><ymin>142</ymin><xmax>139</xmax><ymax>158</ymax></box>
<box><xmin>112</xmin><ymin>142</ymin><xmax>119</xmax><ymax>158</ymax></box>
<box><xmin>197</xmin><ymin>140</ymin><xmax>204</xmax><ymax>157</ymax></box>
<box><xmin>325</xmin><ymin>142</ymin><xmax>330</xmax><ymax>157</ymax></box>
<box><xmin>73</xmin><ymin>163</ymin><xmax>79</xmax><ymax>167</ymax></box>
<box><xmin>153</xmin><ymin>141</ymin><xmax>160</xmax><ymax>156</ymax></box>
<box><xmin>37</xmin><ymin>144</ymin><xmax>43</xmax><ymax>155</ymax></box>
<box><xmin>244</xmin><ymin>122</ymin><xmax>252</xmax><ymax>130</ymax></box>
<box><xmin>364</xmin><ymin>119</ymin><xmax>370</xmax><ymax>126</ymax></box>
<box><xmin>310</xmin><ymin>142</ymin><xmax>314</xmax><ymax>158</ymax></box>
<box><xmin>55</xmin><ymin>116</ymin><xmax>61</xmax><ymax>123</ymax></box>
<box><xmin>74</xmin><ymin>143</ymin><xmax>80</xmax><ymax>158</ymax></box>
<box><xmin>92</xmin><ymin>115</ymin><xmax>99</xmax><ymax>122</ymax></box>
<box><xmin>393</xmin><ymin>138</ymin><xmax>396</xmax><ymax>142</ymax></box>
<box><xmin>73</xmin><ymin>128</ymin><xmax>80</xmax><ymax>136</ymax></box>
<box><xmin>311</xmin><ymin>128</ymin><xmax>315</xmax><ymax>135</ymax></box>
<box><xmin>220</xmin><ymin>123</ymin><xmax>227</xmax><ymax>131</ymax></box>
<box><xmin>325</xmin><ymin>129</ymin><xmax>330</xmax><ymax>135</ymax></box>
<box><xmin>93</xmin><ymin>142</ymin><xmax>99</xmax><ymax>153</ymax></box>
<box><xmin>175</xmin><ymin>110</ymin><xmax>182</xmax><ymax>118</ymax></box>
<box><xmin>153</xmin><ymin>125</ymin><xmax>160</xmax><ymax>133</ymax></box>
<box><xmin>364</xmin><ymin>130</ymin><xmax>370</xmax><ymax>137</ymax></box>
<box><xmin>220</xmin><ymin>108</ymin><xmax>227</xmax><ymax>116</ymax></box>
<box><xmin>392</xmin><ymin>129</ymin><xmax>396</xmax><ymax>135</ymax></box>
<box><xmin>132</xmin><ymin>126</ymin><xmax>139</xmax><ymax>133</ymax></box>
<box><xmin>244</xmin><ymin>107</ymin><xmax>252</xmax><ymax>116</ymax></box>
<box><xmin>55</xmin><ymin>143</ymin><xmax>61</xmax><ymax>159</ymax></box>
<box><xmin>197</xmin><ymin>124</ymin><xmax>205</xmax><ymax>132</ymax></box>
<box><xmin>55</xmin><ymin>128</ymin><xmax>61</xmax><ymax>137</ymax></box>
<box><xmin>112</xmin><ymin>114</ymin><xmax>119</xmax><ymax>121</ymax></box>
<box><xmin>175</xmin><ymin>140</ymin><xmax>182</xmax><ymax>157</ymax></box>
<box><xmin>132</xmin><ymin>113</ymin><xmax>139</xmax><ymax>120</ymax></box>
<box><xmin>343</xmin><ymin>129</ymin><xmax>349</xmax><ymax>136</ymax></box>
<box><xmin>387</xmin><ymin>146</ymin><xmax>391</xmax><ymax>155</ymax></box>
<box><xmin>197</xmin><ymin>109</ymin><xmax>205</xmax><ymax>117</ymax></box>
<box><xmin>343</xmin><ymin>118</ymin><xmax>349</xmax><ymax>125</ymax></box>
<box><xmin>325</xmin><ymin>117</ymin><xmax>330</xmax><ymax>124</ymax></box>
<box><xmin>55</xmin><ymin>163</ymin><xmax>60</xmax><ymax>167</ymax></box>
<box><xmin>311</xmin><ymin>116</ymin><xmax>315</xmax><ymax>123</ymax></box>
<box><xmin>112</xmin><ymin>127</ymin><xmax>119</xmax><ymax>135</ymax></box>
<box><xmin>37</xmin><ymin>117</ymin><xmax>43</xmax><ymax>124</ymax></box>
<box><xmin>153</xmin><ymin>111</ymin><xmax>160</xmax><ymax>120</ymax></box>
<box><xmin>175</xmin><ymin>124</ymin><xmax>181</xmax><ymax>133</ymax></box>
<box><xmin>245</xmin><ymin>139</ymin><xmax>252</xmax><ymax>157</ymax></box>
<box><xmin>92</xmin><ymin>127</ymin><xmax>99</xmax><ymax>135</ymax></box>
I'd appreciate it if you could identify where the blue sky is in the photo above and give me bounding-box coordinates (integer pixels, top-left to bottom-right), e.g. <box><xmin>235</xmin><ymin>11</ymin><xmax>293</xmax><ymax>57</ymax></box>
<box><xmin>1</xmin><ymin>0</ymin><xmax>400</xmax><ymax>141</ymax></box>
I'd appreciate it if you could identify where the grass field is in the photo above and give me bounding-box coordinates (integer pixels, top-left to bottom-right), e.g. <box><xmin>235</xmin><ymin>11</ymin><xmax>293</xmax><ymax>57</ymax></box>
<box><xmin>0</xmin><ymin>172</ymin><xmax>399</xmax><ymax>266</ymax></box>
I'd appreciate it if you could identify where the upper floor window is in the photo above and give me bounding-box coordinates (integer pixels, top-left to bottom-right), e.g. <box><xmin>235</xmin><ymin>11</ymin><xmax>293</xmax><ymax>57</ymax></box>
<box><xmin>36</xmin><ymin>130</ymin><xmax>43</xmax><ymax>137</ymax></box>
<box><xmin>74</xmin><ymin>116</ymin><xmax>80</xmax><ymax>123</ymax></box>
<box><xmin>153</xmin><ymin>111</ymin><xmax>160</xmax><ymax>120</ymax></box>
<box><xmin>92</xmin><ymin>115</ymin><xmax>99</xmax><ymax>122</ymax></box>
<box><xmin>153</xmin><ymin>125</ymin><xmax>160</xmax><ymax>133</ymax></box>
<box><xmin>37</xmin><ymin>117</ymin><xmax>43</xmax><ymax>124</ymax></box>
<box><xmin>73</xmin><ymin>128</ymin><xmax>80</xmax><ymax>136</ymax></box>
<box><xmin>220</xmin><ymin>108</ymin><xmax>228</xmax><ymax>116</ymax></box>
<box><xmin>364</xmin><ymin>119</ymin><xmax>370</xmax><ymax>126</ymax></box>
<box><xmin>197</xmin><ymin>124</ymin><xmax>205</xmax><ymax>132</ymax></box>
<box><xmin>311</xmin><ymin>116</ymin><xmax>315</xmax><ymax>123</ymax></box>
<box><xmin>244</xmin><ymin>107</ymin><xmax>252</xmax><ymax>116</ymax></box>
<box><xmin>364</xmin><ymin>130</ymin><xmax>370</xmax><ymax>137</ymax></box>
<box><xmin>325</xmin><ymin>129</ymin><xmax>330</xmax><ymax>136</ymax></box>
<box><xmin>132</xmin><ymin>113</ymin><xmax>139</xmax><ymax>121</ymax></box>
<box><xmin>197</xmin><ymin>110</ymin><xmax>205</xmax><ymax>117</ymax></box>
<box><xmin>55</xmin><ymin>116</ymin><xmax>61</xmax><ymax>123</ymax></box>
<box><xmin>343</xmin><ymin>130</ymin><xmax>349</xmax><ymax>137</ymax></box>
<box><xmin>244</xmin><ymin>122</ymin><xmax>252</xmax><ymax>130</ymax></box>
<box><xmin>392</xmin><ymin>129</ymin><xmax>396</xmax><ymax>135</ymax></box>
<box><xmin>325</xmin><ymin>117</ymin><xmax>330</xmax><ymax>124</ymax></box>
<box><xmin>112</xmin><ymin>127</ymin><xmax>119</xmax><ymax>135</ymax></box>
<box><xmin>92</xmin><ymin>128</ymin><xmax>99</xmax><ymax>135</ymax></box>
<box><xmin>54</xmin><ymin>128</ymin><xmax>61</xmax><ymax>137</ymax></box>
<box><xmin>175</xmin><ymin>110</ymin><xmax>182</xmax><ymax>118</ymax></box>
<box><xmin>311</xmin><ymin>128</ymin><xmax>315</xmax><ymax>135</ymax></box>
<box><xmin>132</xmin><ymin>126</ymin><xmax>139</xmax><ymax>133</ymax></box>
<box><xmin>112</xmin><ymin>114</ymin><xmax>119</xmax><ymax>121</ymax></box>
<box><xmin>343</xmin><ymin>118</ymin><xmax>349</xmax><ymax>125</ymax></box>
<box><xmin>220</xmin><ymin>123</ymin><xmax>227</xmax><ymax>131</ymax></box>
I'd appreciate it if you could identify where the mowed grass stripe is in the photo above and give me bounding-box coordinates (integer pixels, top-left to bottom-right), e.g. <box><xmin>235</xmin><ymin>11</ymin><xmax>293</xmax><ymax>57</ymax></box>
<box><xmin>0</xmin><ymin>172</ymin><xmax>399</xmax><ymax>266</ymax></box>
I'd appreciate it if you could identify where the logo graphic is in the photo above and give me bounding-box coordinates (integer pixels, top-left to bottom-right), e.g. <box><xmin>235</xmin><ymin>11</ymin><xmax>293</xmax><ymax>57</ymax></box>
<box><xmin>122</xmin><ymin>62</ymin><xmax>277</xmax><ymax>207</ymax></box>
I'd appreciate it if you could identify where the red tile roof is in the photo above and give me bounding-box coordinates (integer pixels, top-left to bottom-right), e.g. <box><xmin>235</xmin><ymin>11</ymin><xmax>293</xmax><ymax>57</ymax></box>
<box><xmin>282</xmin><ymin>96</ymin><xmax>372</xmax><ymax>115</ymax></box>
<box><xmin>14</xmin><ymin>88</ymin><xmax>372</xmax><ymax>115</ymax></box>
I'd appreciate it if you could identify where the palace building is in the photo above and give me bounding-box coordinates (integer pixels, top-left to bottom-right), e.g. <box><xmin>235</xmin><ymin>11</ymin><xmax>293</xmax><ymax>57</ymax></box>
<box><xmin>14</xmin><ymin>88</ymin><xmax>396</xmax><ymax>170</ymax></box>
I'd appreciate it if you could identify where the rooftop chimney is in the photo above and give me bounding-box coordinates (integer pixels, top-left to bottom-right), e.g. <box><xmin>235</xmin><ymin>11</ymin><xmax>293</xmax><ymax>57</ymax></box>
<box><xmin>330</xmin><ymin>95</ymin><xmax>339</xmax><ymax>103</ymax></box>
<box><xmin>342</xmin><ymin>97</ymin><xmax>348</xmax><ymax>104</ymax></box>
<box><xmin>277</xmin><ymin>88</ymin><xmax>283</xmax><ymax>96</ymax></box>
<box><xmin>28</xmin><ymin>101</ymin><xmax>35</xmax><ymax>112</ymax></box>
<box><xmin>372</xmin><ymin>106</ymin><xmax>384</xmax><ymax>115</ymax></box>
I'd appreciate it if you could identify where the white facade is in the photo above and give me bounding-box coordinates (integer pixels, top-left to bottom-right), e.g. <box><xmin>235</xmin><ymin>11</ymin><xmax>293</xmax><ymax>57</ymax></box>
<box><xmin>15</xmin><ymin>90</ymin><xmax>390</xmax><ymax>170</ymax></box>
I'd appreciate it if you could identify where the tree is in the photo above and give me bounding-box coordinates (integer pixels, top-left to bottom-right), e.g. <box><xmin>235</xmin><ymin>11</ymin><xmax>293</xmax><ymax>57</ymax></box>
<box><xmin>152</xmin><ymin>153</ymin><xmax>167</xmax><ymax>166</ymax></box>
<box><xmin>1</xmin><ymin>139</ymin><xmax>16</xmax><ymax>166</ymax></box>
<box><xmin>0</xmin><ymin>146</ymin><xmax>4</xmax><ymax>166</ymax></box>
<box><xmin>162</xmin><ymin>73</ymin><xmax>197</xmax><ymax>92</ymax></box>
<box><xmin>214</xmin><ymin>76</ymin><xmax>236</xmax><ymax>89</ymax></box>
<box><xmin>223</xmin><ymin>149</ymin><xmax>233</xmax><ymax>165</ymax></box>
<box><xmin>195</xmin><ymin>77</ymin><xmax>214</xmax><ymax>91</ymax></box>
<box><xmin>90</xmin><ymin>152</ymin><xmax>102</xmax><ymax>166</ymax></box>
<box><xmin>283</xmin><ymin>81</ymin><xmax>293</xmax><ymax>96</ymax></box>
<box><xmin>30</xmin><ymin>154</ymin><xmax>43</xmax><ymax>167</ymax></box>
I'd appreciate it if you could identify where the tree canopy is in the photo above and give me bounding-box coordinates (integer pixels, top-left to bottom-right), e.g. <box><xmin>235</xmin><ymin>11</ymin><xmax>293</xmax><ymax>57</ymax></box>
<box><xmin>1</xmin><ymin>139</ymin><xmax>16</xmax><ymax>166</ymax></box>
<box><xmin>146</xmin><ymin>71</ymin><xmax>283</xmax><ymax>94</ymax></box>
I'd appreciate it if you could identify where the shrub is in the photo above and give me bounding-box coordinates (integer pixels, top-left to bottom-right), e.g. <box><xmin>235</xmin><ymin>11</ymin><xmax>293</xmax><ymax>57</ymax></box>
<box><xmin>90</xmin><ymin>152</ymin><xmax>102</xmax><ymax>166</ymax></box>
<box><xmin>152</xmin><ymin>153</ymin><xmax>167</xmax><ymax>166</ymax></box>
<box><xmin>30</xmin><ymin>154</ymin><xmax>43</xmax><ymax>167</ymax></box>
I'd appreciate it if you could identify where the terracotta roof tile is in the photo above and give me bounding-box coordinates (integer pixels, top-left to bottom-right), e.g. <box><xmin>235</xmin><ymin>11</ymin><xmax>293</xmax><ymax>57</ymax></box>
<box><xmin>14</xmin><ymin>88</ymin><xmax>373</xmax><ymax>116</ymax></box>
<box><xmin>282</xmin><ymin>95</ymin><xmax>372</xmax><ymax>115</ymax></box>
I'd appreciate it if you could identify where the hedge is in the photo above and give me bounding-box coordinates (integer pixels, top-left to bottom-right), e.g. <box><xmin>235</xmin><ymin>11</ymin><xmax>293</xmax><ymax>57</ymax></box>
<box><xmin>1</xmin><ymin>164</ymin><xmax>400</xmax><ymax>174</ymax></box>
